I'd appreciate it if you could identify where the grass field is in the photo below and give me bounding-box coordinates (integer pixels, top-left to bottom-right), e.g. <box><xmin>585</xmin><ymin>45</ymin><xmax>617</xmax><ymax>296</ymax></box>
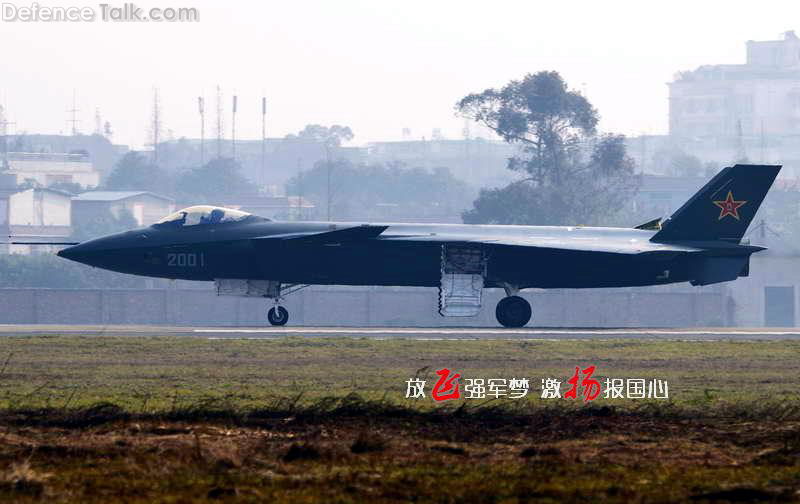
<box><xmin>0</xmin><ymin>336</ymin><xmax>798</xmax><ymax>502</ymax></box>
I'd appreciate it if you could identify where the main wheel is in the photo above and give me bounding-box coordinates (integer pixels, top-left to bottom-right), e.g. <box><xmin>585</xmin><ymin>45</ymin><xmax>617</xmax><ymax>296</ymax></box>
<box><xmin>268</xmin><ymin>306</ymin><xmax>289</xmax><ymax>326</ymax></box>
<box><xmin>496</xmin><ymin>296</ymin><xmax>532</xmax><ymax>328</ymax></box>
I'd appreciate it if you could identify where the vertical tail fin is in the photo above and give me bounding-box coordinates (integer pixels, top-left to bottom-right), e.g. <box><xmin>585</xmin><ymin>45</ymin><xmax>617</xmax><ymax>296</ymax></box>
<box><xmin>650</xmin><ymin>164</ymin><xmax>781</xmax><ymax>243</ymax></box>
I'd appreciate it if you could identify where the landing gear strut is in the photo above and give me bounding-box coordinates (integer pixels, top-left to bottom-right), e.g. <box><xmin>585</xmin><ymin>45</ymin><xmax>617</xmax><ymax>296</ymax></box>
<box><xmin>495</xmin><ymin>287</ymin><xmax>532</xmax><ymax>328</ymax></box>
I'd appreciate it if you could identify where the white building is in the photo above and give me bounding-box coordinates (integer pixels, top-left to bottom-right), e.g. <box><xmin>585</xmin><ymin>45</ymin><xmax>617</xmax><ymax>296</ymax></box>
<box><xmin>668</xmin><ymin>31</ymin><xmax>800</xmax><ymax>176</ymax></box>
<box><xmin>3</xmin><ymin>152</ymin><xmax>100</xmax><ymax>188</ymax></box>
<box><xmin>1</xmin><ymin>187</ymin><xmax>72</xmax><ymax>254</ymax></box>
<box><xmin>72</xmin><ymin>191</ymin><xmax>175</xmax><ymax>226</ymax></box>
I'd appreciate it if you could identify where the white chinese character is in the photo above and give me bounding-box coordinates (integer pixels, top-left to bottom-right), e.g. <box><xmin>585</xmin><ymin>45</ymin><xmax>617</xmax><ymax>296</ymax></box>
<box><xmin>603</xmin><ymin>378</ymin><xmax>624</xmax><ymax>399</ymax></box>
<box><xmin>488</xmin><ymin>378</ymin><xmax>507</xmax><ymax>398</ymax></box>
<box><xmin>627</xmin><ymin>379</ymin><xmax>646</xmax><ymax>399</ymax></box>
<box><xmin>541</xmin><ymin>378</ymin><xmax>562</xmax><ymax>399</ymax></box>
<box><xmin>405</xmin><ymin>378</ymin><xmax>426</xmax><ymax>399</ymax></box>
<box><xmin>508</xmin><ymin>378</ymin><xmax>529</xmax><ymax>399</ymax></box>
<box><xmin>464</xmin><ymin>378</ymin><xmax>486</xmax><ymax>399</ymax></box>
<box><xmin>647</xmin><ymin>379</ymin><xmax>669</xmax><ymax>399</ymax></box>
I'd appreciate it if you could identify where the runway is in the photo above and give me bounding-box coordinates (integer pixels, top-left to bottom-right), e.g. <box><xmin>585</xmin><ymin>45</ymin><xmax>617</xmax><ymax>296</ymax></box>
<box><xmin>1</xmin><ymin>325</ymin><xmax>800</xmax><ymax>340</ymax></box>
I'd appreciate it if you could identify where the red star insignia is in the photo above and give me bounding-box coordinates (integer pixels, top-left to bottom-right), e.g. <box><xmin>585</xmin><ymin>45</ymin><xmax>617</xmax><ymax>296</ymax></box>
<box><xmin>713</xmin><ymin>191</ymin><xmax>747</xmax><ymax>220</ymax></box>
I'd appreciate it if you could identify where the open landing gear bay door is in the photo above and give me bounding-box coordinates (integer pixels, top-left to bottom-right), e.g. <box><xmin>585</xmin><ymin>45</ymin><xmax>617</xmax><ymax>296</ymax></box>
<box><xmin>439</xmin><ymin>244</ymin><xmax>487</xmax><ymax>317</ymax></box>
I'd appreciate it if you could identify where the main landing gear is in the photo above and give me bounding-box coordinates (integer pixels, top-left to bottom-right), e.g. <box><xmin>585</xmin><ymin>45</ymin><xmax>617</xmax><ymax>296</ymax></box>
<box><xmin>495</xmin><ymin>285</ymin><xmax>532</xmax><ymax>328</ymax></box>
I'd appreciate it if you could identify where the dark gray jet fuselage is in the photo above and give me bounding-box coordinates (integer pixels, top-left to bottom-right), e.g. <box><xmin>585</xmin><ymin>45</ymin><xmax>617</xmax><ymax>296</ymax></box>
<box><xmin>54</xmin><ymin>164</ymin><xmax>782</xmax><ymax>327</ymax></box>
<box><xmin>58</xmin><ymin>220</ymin><xmax>734</xmax><ymax>288</ymax></box>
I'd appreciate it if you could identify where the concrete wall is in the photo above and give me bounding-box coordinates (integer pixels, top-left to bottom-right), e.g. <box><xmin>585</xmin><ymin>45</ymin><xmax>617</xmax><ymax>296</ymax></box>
<box><xmin>0</xmin><ymin>286</ymin><xmax>728</xmax><ymax>327</ymax></box>
<box><xmin>728</xmin><ymin>255</ymin><xmax>800</xmax><ymax>327</ymax></box>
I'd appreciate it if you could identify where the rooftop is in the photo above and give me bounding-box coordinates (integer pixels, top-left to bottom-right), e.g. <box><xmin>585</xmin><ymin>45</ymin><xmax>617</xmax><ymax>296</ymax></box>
<box><xmin>673</xmin><ymin>30</ymin><xmax>800</xmax><ymax>84</ymax></box>
<box><xmin>72</xmin><ymin>191</ymin><xmax>174</xmax><ymax>202</ymax></box>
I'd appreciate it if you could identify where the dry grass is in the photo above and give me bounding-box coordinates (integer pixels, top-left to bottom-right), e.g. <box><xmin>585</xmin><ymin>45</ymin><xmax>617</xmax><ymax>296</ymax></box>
<box><xmin>0</xmin><ymin>402</ymin><xmax>798</xmax><ymax>503</ymax></box>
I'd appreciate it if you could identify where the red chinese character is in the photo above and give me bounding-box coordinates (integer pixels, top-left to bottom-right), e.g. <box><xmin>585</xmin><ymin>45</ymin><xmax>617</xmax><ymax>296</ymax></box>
<box><xmin>565</xmin><ymin>366</ymin><xmax>580</xmax><ymax>399</ymax></box>
<box><xmin>564</xmin><ymin>365</ymin><xmax>601</xmax><ymax>402</ymax></box>
<box><xmin>580</xmin><ymin>365</ymin><xmax>601</xmax><ymax>402</ymax></box>
<box><xmin>431</xmin><ymin>368</ymin><xmax>461</xmax><ymax>402</ymax></box>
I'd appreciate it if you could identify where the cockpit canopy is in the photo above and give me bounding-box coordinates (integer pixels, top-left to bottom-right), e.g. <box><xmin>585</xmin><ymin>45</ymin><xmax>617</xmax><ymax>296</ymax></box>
<box><xmin>154</xmin><ymin>205</ymin><xmax>264</xmax><ymax>228</ymax></box>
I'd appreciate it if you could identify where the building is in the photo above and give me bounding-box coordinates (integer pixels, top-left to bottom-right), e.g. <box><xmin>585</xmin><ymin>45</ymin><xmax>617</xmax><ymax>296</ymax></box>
<box><xmin>633</xmin><ymin>174</ymin><xmax>708</xmax><ymax>217</ymax></box>
<box><xmin>215</xmin><ymin>195</ymin><xmax>315</xmax><ymax>221</ymax></box>
<box><xmin>3</xmin><ymin>151</ymin><xmax>101</xmax><ymax>188</ymax></box>
<box><xmin>72</xmin><ymin>191</ymin><xmax>175</xmax><ymax>227</ymax></box>
<box><xmin>157</xmin><ymin>137</ymin><xmax>368</xmax><ymax>190</ymax></box>
<box><xmin>668</xmin><ymin>31</ymin><xmax>800</xmax><ymax>176</ymax></box>
<box><xmin>0</xmin><ymin>185</ymin><xmax>72</xmax><ymax>254</ymax></box>
<box><xmin>367</xmin><ymin>138</ymin><xmax>519</xmax><ymax>188</ymax></box>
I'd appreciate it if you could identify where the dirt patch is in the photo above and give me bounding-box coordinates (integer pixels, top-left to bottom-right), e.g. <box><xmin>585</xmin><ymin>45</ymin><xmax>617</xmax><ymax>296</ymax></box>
<box><xmin>0</xmin><ymin>410</ymin><xmax>798</xmax><ymax>503</ymax></box>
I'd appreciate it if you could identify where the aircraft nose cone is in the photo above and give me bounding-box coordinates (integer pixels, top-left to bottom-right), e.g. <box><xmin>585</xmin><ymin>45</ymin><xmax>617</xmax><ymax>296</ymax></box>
<box><xmin>55</xmin><ymin>232</ymin><xmax>135</xmax><ymax>271</ymax></box>
<box><xmin>57</xmin><ymin>243</ymin><xmax>85</xmax><ymax>262</ymax></box>
<box><xmin>57</xmin><ymin>242</ymin><xmax>97</xmax><ymax>266</ymax></box>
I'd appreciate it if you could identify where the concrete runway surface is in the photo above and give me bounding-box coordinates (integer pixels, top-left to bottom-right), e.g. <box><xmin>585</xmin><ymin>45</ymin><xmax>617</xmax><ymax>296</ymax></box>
<box><xmin>0</xmin><ymin>325</ymin><xmax>799</xmax><ymax>340</ymax></box>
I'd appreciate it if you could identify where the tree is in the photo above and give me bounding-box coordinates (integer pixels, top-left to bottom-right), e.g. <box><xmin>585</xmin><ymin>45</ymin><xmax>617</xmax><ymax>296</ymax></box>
<box><xmin>105</xmin><ymin>152</ymin><xmax>172</xmax><ymax>193</ymax></box>
<box><xmin>285</xmin><ymin>161</ymin><xmax>474</xmax><ymax>221</ymax></box>
<box><xmin>179</xmin><ymin>157</ymin><xmax>254</xmax><ymax>200</ymax></box>
<box><xmin>71</xmin><ymin>208</ymin><xmax>139</xmax><ymax>242</ymax></box>
<box><xmin>651</xmin><ymin>147</ymin><xmax>704</xmax><ymax>177</ymax></box>
<box><xmin>49</xmin><ymin>181</ymin><xmax>85</xmax><ymax>194</ymax></box>
<box><xmin>285</xmin><ymin>124</ymin><xmax>354</xmax><ymax>147</ymax></box>
<box><xmin>457</xmin><ymin>71</ymin><xmax>639</xmax><ymax>225</ymax></box>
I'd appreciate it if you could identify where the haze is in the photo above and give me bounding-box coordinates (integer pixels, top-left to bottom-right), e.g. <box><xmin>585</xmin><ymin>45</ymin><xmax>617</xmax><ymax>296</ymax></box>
<box><xmin>0</xmin><ymin>0</ymin><xmax>796</xmax><ymax>147</ymax></box>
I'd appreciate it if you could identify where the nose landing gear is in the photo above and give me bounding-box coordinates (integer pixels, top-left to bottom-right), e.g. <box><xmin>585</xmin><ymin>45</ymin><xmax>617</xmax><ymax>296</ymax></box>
<box><xmin>264</xmin><ymin>283</ymin><xmax>309</xmax><ymax>326</ymax></box>
<box><xmin>267</xmin><ymin>305</ymin><xmax>289</xmax><ymax>326</ymax></box>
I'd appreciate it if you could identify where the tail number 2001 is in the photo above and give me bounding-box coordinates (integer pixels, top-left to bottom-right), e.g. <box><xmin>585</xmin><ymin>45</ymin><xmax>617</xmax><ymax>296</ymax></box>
<box><xmin>167</xmin><ymin>252</ymin><xmax>205</xmax><ymax>267</ymax></box>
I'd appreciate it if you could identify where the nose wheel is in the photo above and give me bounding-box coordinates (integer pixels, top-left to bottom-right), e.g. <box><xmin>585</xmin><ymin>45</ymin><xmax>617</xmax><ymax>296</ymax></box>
<box><xmin>496</xmin><ymin>295</ymin><xmax>532</xmax><ymax>328</ymax></box>
<box><xmin>263</xmin><ymin>283</ymin><xmax>310</xmax><ymax>326</ymax></box>
<box><xmin>267</xmin><ymin>305</ymin><xmax>289</xmax><ymax>326</ymax></box>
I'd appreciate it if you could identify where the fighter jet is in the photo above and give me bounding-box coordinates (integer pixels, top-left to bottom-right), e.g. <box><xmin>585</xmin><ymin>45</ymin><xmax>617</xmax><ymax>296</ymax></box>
<box><xmin>40</xmin><ymin>164</ymin><xmax>779</xmax><ymax>327</ymax></box>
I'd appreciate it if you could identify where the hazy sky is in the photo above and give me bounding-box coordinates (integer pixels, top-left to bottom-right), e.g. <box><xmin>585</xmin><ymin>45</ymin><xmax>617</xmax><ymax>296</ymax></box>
<box><xmin>1</xmin><ymin>0</ymin><xmax>798</xmax><ymax>148</ymax></box>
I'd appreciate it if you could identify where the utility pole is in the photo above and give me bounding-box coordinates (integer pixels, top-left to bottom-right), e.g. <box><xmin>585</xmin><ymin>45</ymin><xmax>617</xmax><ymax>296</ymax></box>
<box><xmin>151</xmin><ymin>88</ymin><xmax>161</xmax><ymax>164</ymax></box>
<box><xmin>0</xmin><ymin>105</ymin><xmax>15</xmax><ymax>169</ymax></box>
<box><xmin>326</xmin><ymin>144</ymin><xmax>331</xmax><ymax>221</ymax></box>
<box><xmin>735</xmin><ymin>118</ymin><xmax>747</xmax><ymax>162</ymax></box>
<box><xmin>215</xmin><ymin>85</ymin><xmax>223</xmax><ymax>159</ymax></box>
<box><xmin>640</xmin><ymin>132</ymin><xmax>647</xmax><ymax>174</ymax></box>
<box><xmin>297</xmin><ymin>157</ymin><xmax>304</xmax><ymax>220</ymax></box>
<box><xmin>198</xmin><ymin>96</ymin><xmax>205</xmax><ymax>166</ymax></box>
<box><xmin>231</xmin><ymin>94</ymin><xmax>237</xmax><ymax>160</ymax></box>
<box><xmin>67</xmin><ymin>90</ymin><xmax>80</xmax><ymax>136</ymax></box>
<box><xmin>94</xmin><ymin>108</ymin><xmax>102</xmax><ymax>135</ymax></box>
<box><xmin>261</xmin><ymin>96</ymin><xmax>266</xmax><ymax>187</ymax></box>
